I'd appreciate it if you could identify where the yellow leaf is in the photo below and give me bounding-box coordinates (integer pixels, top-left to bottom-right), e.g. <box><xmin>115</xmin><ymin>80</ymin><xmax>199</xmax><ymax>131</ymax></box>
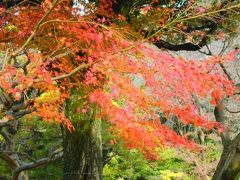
<box><xmin>35</xmin><ymin>90</ymin><xmax>60</xmax><ymax>103</ymax></box>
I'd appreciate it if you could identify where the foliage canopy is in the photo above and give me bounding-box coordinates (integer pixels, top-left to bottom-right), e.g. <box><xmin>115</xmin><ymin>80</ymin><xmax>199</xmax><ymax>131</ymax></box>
<box><xmin>0</xmin><ymin>0</ymin><xmax>239</xmax><ymax>161</ymax></box>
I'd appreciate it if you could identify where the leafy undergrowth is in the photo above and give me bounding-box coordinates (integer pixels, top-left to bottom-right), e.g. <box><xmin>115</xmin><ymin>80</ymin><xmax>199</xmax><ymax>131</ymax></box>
<box><xmin>103</xmin><ymin>147</ymin><xmax>191</xmax><ymax>180</ymax></box>
<box><xmin>103</xmin><ymin>137</ymin><xmax>222</xmax><ymax>180</ymax></box>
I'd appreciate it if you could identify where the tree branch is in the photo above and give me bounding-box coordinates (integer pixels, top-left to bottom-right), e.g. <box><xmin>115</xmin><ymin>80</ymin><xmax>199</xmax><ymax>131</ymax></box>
<box><xmin>12</xmin><ymin>108</ymin><xmax>34</xmax><ymax>120</ymax></box>
<box><xmin>153</xmin><ymin>21</ymin><xmax>218</xmax><ymax>51</ymax></box>
<box><xmin>13</xmin><ymin>151</ymin><xmax>63</xmax><ymax>180</ymax></box>
<box><xmin>0</xmin><ymin>129</ymin><xmax>13</xmax><ymax>147</ymax></box>
<box><xmin>12</xmin><ymin>0</ymin><xmax>59</xmax><ymax>57</ymax></box>
<box><xmin>0</xmin><ymin>150</ymin><xmax>39</xmax><ymax>162</ymax></box>
<box><xmin>214</xmin><ymin>100</ymin><xmax>232</xmax><ymax>148</ymax></box>
<box><xmin>0</xmin><ymin>152</ymin><xmax>19</xmax><ymax>169</ymax></box>
<box><xmin>154</xmin><ymin>39</ymin><xmax>207</xmax><ymax>51</ymax></box>
<box><xmin>219</xmin><ymin>62</ymin><xmax>233</xmax><ymax>81</ymax></box>
<box><xmin>11</xmin><ymin>99</ymin><xmax>33</xmax><ymax>112</ymax></box>
<box><xmin>51</xmin><ymin>64</ymin><xmax>88</xmax><ymax>81</ymax></box>
<box><xmin>0</xmin><ymin>89</ymin><xmax>13</xmax><ymax>108</ymax></box>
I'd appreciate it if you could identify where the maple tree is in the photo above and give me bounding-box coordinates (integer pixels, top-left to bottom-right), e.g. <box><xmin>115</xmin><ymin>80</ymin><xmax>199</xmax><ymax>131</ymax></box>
<box><xmin>0</xmin><ymin>0</ymin><xmax>240</xmax><ymax>179</ymax></box>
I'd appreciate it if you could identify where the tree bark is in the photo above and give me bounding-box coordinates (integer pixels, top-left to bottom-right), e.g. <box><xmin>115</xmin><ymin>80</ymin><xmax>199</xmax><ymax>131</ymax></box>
<box><xmin>212</xmin><ymin>133</ymin><xmax>240</xmax><ymax>180</ymax></box>
<box><xmin>63</xmin><ymin>89</ymin><xmax>103</xmax><ymax>180</ymax></box>
<box><xmin>213</xmin><ymin>101</ymin><xmax>240</xmax><ymax>180</ymax></box>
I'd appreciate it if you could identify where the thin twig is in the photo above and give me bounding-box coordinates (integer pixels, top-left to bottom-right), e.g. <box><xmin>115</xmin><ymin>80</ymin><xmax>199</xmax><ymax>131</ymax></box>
<box><xmin>219</xmin><ymin>62</ymin><xmax>232</xmax><ymax>81</ymax></box>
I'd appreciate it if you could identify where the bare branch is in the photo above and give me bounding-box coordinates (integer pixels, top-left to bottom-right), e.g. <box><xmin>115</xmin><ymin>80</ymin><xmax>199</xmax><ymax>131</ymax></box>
<box><xmin>219</xmin><ymin>62</ymin><xmax>232</xmax><ymax>81</ymax></box>
<box><xmin>13</xmin><ymin>151</ymin><xmax>63</xmax><ymax>180</ymax></box>
<box><xmin>219</xmin><ymin>40</ymin><xmax>228</xmax><ymax>56</ymax></box>
<box><xmin>206</xmin><ymin>44</ymin><xmax>213</xmax><ymax>55</ymax></box>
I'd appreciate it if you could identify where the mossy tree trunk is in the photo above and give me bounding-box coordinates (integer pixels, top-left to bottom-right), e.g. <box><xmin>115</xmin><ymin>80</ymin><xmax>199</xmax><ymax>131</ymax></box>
<box><xmin>63</xmin><ymin>89</ymin><xmax>103</xmax><ymax>180</ymax></box>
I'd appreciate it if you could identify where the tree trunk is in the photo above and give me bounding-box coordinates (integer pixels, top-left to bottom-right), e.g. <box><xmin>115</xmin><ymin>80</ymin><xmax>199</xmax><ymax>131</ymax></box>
<box><xmin>213</xmin><ymin>101</ymin><xmax>240</xmax><ymax>180</ymax></box>
<box><xmin>212</xmin><ymin>133</ymin><xmax>240</xmax><ymax>180</ymax></box>
<box><xmin>63</xmin><ymin>89</ymin><xmax>103</xmax><ymax>180</ymax></box>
